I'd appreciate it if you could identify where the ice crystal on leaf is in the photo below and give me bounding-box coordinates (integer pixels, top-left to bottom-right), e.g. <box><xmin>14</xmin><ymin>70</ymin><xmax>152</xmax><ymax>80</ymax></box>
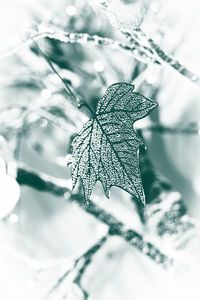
<box><xmin>71</xmin><ymin>83</ymin><xmax>157</xmax><ymax>204</ymax></box>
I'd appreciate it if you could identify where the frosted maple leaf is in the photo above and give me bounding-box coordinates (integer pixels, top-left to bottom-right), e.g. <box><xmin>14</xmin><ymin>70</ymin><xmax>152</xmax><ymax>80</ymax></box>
<box><xmin>71</xmin><ymin>82</ymin><xmax>157</xmax><ymax>204</ymax></box>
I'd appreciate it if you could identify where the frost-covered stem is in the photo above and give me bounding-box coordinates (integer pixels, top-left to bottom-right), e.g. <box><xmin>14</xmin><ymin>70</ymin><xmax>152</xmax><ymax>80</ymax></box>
<box><xmin>77</xmin><ymin>194</ymin><xmax>173</xmax><ymax>267</ymax></box>
<box><xmin>16</xmin><ymin>165</ymin><xmax>173</xmax><ymax>268</ymax></box>
<box><xmin>122</xmin><ymin>31</ymin><xmax>160</xmax><ymax>64</ymax></box>
<box><xmin>46</xmin><ymin>235</ymin><xmax>108</xmax><ymax>299</ymax></box>
<box><xmin>1</xmin><ymin>27</ymin><xmax>200</xmax><ymax>84</ymax></box>
<box><xmin>130</xmin><ymin>28</ymin><xmax>200</xmax><ymax>85</ymax></box>
<box><xmin>0</xmin><ymin>28</ymin><xmax>159</xmax><ymax>65</ymax></box>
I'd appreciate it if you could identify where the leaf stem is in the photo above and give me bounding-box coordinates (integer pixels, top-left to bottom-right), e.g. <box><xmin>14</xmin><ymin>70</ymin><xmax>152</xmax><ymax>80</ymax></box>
<box><xmin>33</xmin><ymin>42</ymin><xmax>78</xmax><ymax>102</ymax></box>
<box><xmin>79</xmin><ymin>100</ymin><xmax>96</xmax><ymax>117</ymax></box>
<box><xmin>34</xmin><ymin>42</ymin><xmax>96</xmax><ymax>118</ymax></box>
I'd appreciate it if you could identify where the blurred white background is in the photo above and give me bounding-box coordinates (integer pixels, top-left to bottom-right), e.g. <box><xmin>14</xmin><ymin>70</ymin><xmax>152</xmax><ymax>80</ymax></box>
<box><xmin>0</xmin><ymin>0</ymin><xmax>200</xmax><ymax>299</ymax></box>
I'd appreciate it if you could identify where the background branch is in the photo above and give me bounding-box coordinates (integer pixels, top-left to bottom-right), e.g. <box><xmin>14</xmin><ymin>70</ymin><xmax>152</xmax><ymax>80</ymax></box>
<box><xmin>45</xmin><ymin>235</ymin><xmax>108</xmax><ymax>300</ymax></box>
<box><xmin>16</xmin><ymin>165</ymin><xmax>173</xmax><ymax>269</ymax></box>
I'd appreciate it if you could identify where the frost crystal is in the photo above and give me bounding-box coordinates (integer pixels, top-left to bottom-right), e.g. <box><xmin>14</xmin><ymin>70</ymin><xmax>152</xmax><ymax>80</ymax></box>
<box><xmin>71</xmin><ymin>83</ymin><xmax>157</xmax><ymax>203</ymax></box>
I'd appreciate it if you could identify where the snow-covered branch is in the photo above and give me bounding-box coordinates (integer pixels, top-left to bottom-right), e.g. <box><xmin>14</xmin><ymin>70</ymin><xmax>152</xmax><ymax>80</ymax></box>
<box><xmin>16</xmin><ymin>164</ymin><xmax>173</xmax><ymax>269</ymax></box>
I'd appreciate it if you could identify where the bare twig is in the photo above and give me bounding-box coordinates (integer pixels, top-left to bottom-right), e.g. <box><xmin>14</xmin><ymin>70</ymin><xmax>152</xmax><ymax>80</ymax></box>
<box><xmin>33</xmin><ymin>42</ymin><xmax>79</xmax><ymax>104</ymax></box>
<box><xmin>45</xmin><ymin>235</ymin><xmax>108</xmax><ymax>299</ymax></box>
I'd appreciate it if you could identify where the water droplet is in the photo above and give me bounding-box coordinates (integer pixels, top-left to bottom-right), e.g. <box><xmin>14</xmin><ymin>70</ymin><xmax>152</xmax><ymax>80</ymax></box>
<box><xmin>151</xmin><ymin>2</ymin><xmax>160</xmax><ymax>13</ymax></box>
<box><xmin>142</xmin><ymin>242</ymin><xmax>150</xmax><ymax>254</ymax></box>
<box><xmin>41</xmin><ymin>89</ymin><xmax>52</xmax><ymax>99</ymax></box>
<box><xmin>39</xmin><ymin>118</ymin><xmax>48</xmax><ymax>128</ymax></box>
<box><xmin>155</xmin><ymin>254</ymin><xmax>162</xmax><ymax>263</ymax></box>
<box><xmin>84</xmin><ymin>200</ymin><xmax>90</xmax><ymax>206</ymax></box>
<box><xmin>94</xmin><ymin>61</ymin><xmax>104</xmax><ymax>72</ymax></box>
<box><xmin>131</xmin><ymin>237</ymin><xmax>139</xmax><ymax>246</ymax></box>
<box><xmin>66</xmin><ymin>154</ymin><xmax>73</xmax><ymax>166</ymax></box>
<box><xmin>7</xmin><ymin>213</ymin><xmax>19</xmax><ymax>225</ymax></box>
<box><xmin>65</xmin><ymin>5</ymin><xmax>77</xmax><ymax>16</ymax></box>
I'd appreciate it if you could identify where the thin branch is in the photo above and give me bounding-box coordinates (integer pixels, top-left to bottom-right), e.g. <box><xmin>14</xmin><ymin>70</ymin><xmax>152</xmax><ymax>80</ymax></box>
<box><xmin>34</xmin><ymin>42</ymin><xmax>95</xmax><ymax>116</ymax></box>
<box><xmin>16</xmin><ymin>164</ymin><xmax>173</xmax><ymax>269</ymax></box>
<box><xmin>14</xmin><ymin>111</ymin><xmax>30</xmax><ymax>159</ymax></box>
<box><xmin>45</xmin><ymin>235</ymin><xmax>108</xmax><ymax>300</ymax></box>
<box><xmin>33</xmin><ymin>42</ymin><xmax>79</xmax><ymax>104</ymax></box>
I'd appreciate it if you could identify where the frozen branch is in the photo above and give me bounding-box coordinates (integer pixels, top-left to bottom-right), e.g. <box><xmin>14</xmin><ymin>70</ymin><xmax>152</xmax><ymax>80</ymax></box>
<box><xmin>2</xmin><ymin>24</ymin><xmax>199</xmax><ymax>86</ymax></box>
<box><xmin>124</xmin><ymin>29</ymin><xmax>200</xmax><ymax>85</ymax></box>
<box><xmin>0</xmin><ymin>27</ymin><xmax>159</xmax><ymax>65</ymax></box>
<box><xmin>16</xmin><ymin>165</ymin><xmax>173</xmax><ymax>269</ymax></box>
